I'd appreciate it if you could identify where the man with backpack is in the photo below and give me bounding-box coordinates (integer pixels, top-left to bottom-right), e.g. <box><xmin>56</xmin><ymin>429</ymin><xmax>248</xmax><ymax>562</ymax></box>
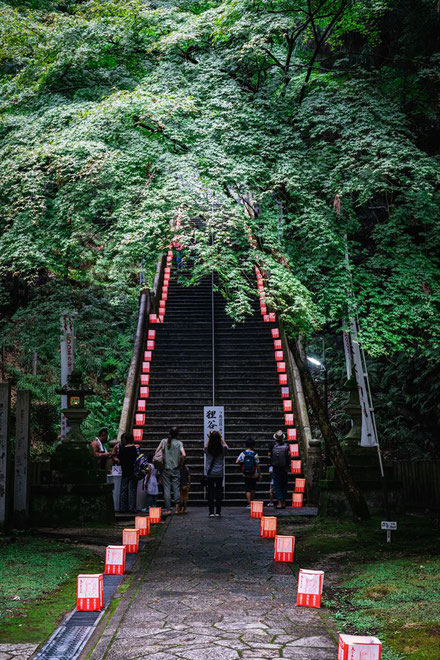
<box><xmin>236</xmin><ymin>437</ymin><xmax>261</xmax><ymax>507</ymax></box>
<box><xmin>269</xmin><ymin>430</ymin><xmax>290</xmax><ymax>509</ymax></box>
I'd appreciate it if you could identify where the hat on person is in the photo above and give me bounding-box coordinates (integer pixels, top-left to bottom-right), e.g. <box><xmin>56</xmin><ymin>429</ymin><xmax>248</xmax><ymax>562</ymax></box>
<box><xmin>273</xmin><ymin>430</ymin><xmax>286</xmax><ymax>442</ymax></box>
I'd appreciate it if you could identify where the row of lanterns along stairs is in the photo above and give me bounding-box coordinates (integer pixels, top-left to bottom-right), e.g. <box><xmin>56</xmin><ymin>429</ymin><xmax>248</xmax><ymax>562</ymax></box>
<box><xmin>133</xmin><ymin>254</ymin><xmax>304</xmax><ymax>506</ymax></box>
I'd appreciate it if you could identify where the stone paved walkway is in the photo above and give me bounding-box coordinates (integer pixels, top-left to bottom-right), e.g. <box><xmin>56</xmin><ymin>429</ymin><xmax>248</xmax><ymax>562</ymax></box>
<box><xmin>96</xmin><ymin>508</ymin><xmax>336</xmax><ymax>659</ymax></box>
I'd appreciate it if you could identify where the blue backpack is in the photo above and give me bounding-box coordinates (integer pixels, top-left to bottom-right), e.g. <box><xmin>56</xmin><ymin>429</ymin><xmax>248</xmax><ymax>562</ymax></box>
<box><xmin>134</xmin><ymin>453</ymin><xmax>149</xmax><ymax>480</ymax></box>
<box><xmin>241</xmin><ymin>450</ymin><xmax>257</xmax><ymax>476</ymax></box>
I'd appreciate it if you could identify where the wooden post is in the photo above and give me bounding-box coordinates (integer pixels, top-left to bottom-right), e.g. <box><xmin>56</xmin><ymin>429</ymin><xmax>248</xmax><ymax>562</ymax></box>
<box><xmin>0</xmin><ymin>382</ymin><xmax>11</xmax><ymax>529</ymax></box>
<box><xmin>14</xmin><ymin>389</ymin><xmax>31</xmax><ymax>525</ymax></box>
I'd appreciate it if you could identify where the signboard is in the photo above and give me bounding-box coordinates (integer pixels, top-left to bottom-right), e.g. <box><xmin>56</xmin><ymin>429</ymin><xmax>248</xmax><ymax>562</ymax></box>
<box><xmin>203</xmin><ymin>406</ymin><xmax>225</xmax><ymax>484</ymax></box>
<box><xmin>381</xmin><ymin>521</ymin><xmax>397</xmax><ymax>530</ymax></box>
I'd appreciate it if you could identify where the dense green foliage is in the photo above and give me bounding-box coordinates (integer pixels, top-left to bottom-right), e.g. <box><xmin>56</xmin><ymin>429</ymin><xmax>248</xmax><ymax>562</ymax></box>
<box><xmin>0</xmin><ymin>0</ymin><xmax>438</xmax><ymax>451</ymax></box>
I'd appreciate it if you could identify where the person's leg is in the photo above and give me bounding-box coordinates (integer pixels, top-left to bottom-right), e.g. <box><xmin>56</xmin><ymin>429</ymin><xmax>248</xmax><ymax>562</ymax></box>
<box><xmin>272</xmin><ymin>469</ymin><xmax>283</xmax><ymax>507</ymax></box>
<box><xmin>207</xmin><ymin>478</ymin><xmax>215</xmax><ymax>514</ymax></box>
<box><xmin>181</xmin><ymin>485</ymin><xmax>189</xmax><ymax>512</ymax></box>
<box><xmin>129</xmin><ymin>477</ymin><xmax>137</xmax><ymax>512</ymax></box>
<box><xmin>215</xmin><ymin>478</ymin><xmax>223</xmax><ymax>514</ymax></box>
<box><xmin>119</xmin><ymin>476</ymin><xmax>128</xmax><ymax>512</ymax></box>
<box><xmin>171</xmin><ymin>468</ymin><xmax>180</xmax><ymax>512</ymax></box>
<box><xmin>162</xmin><ymin>470</ymin><xmax>171</xmax><ymax>510</ymax></box>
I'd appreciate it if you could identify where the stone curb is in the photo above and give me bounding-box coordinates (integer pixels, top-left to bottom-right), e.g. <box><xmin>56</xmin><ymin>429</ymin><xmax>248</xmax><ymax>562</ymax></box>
<box><xmin>79</xmin><ymin>515</ymin><xmax>172</xmax><ymax>660</ymax></box>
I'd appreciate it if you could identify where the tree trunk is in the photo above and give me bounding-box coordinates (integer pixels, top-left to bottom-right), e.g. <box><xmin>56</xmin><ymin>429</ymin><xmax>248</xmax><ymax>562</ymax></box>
<box><xmin>289</xmin><ymin>338</ymin><xmax>370</xmax><ymax>521</ymax></box>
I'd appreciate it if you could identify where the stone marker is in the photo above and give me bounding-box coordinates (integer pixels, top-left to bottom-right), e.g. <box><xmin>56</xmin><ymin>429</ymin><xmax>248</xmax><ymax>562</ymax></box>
<box><xmin>14</xmin><ymin>389</ymin><xmax>31</xmax><ymax>525</ymax></box>
<box><xmin>0</xmin><ymin>382</ymin><xmax>11</xmax><ymax>529</ymax></box>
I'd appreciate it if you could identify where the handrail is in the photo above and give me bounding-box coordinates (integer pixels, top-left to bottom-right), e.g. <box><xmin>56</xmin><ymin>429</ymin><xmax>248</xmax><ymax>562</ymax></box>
<box><xmin>117</xmin><ymin>254</ymin><xmax>166</xmax><ymax>441</ymax></box>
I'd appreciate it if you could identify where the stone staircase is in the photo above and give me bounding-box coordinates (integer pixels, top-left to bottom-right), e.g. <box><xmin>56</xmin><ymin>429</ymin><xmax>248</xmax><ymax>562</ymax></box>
<box><xmin>136</xmin><ymin>269</ymin><xmax>296</xmax><ymax>506</ymax></box>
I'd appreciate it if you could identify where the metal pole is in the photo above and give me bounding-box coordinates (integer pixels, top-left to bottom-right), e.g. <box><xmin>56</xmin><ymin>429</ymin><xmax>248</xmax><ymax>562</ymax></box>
<box><xmin>211</xmin><ymin>269</ymin><xmax>215</xmax><ymax>407</ymax></box>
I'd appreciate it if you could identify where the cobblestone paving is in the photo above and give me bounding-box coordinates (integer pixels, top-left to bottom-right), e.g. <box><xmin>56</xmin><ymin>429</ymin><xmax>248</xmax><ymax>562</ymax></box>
<box><xmin>102</xmin><ymin>508</ymin><xmax>336</xmax><ymax>659</ymax></box>
<box><xmin>0</xmin><ymin>643</ymin><xmax>38</xmax><ymax>660</ymax></box>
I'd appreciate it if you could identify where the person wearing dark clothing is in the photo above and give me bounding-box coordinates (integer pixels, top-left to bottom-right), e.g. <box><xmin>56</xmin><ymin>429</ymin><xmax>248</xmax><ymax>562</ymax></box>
<box><xmin>269</xmin><ymin>430</ymin><xmax>290</xmax><ymax>509</ymax></box>
<box><xmin>177</xmin><ymin>458</ymin><xmax>191</xmax><ymax>514</ymax></box>
<box><xmin>119</xmin><ymin>432</ymin><xmax>139</xmax><ymax>512</ymax></box>
<box><xmin>204</xmin><ymin>431</ymin><xmax>229</xmax><ymax>518</ymax></box>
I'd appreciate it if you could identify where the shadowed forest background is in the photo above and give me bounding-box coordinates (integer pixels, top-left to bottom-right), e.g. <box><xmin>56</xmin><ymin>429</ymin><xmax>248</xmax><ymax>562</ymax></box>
<box><xmin>0</xmin><ymin>0</ymin><xmax>439</xmax><ymax>457</ymax></box>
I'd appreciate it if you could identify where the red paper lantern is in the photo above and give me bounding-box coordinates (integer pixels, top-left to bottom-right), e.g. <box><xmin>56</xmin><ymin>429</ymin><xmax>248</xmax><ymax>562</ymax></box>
<box><xmin>291</xmin><ymin>460</ymin><xmax>302</xmax><ymax>474</ymax></box>
<box><xmin>250</xmin><ymin>501</ymin><xmax>264</xmax><ymax>519</ymax></box>
<box><xmin>144</xmin><ymin>350</ymin><xmax>152</xmax><ymax>361</ymax></box>
<box><xmin>158</xmin><ymin>314</ymin><xmax>165</xmax><ymax>323</ymax></box>
<box><xmin>77</xmin><ymin>574</ymin><xmax>103</xmax><ymax>611</ymax></box>
<box><xmin>140</xmin><ymin>386</ymin><xmax>149</xmax><ymax>398</ymax></box>
<box><xmin>283</xmin><ymin>399</ymin><xmax>293</xmax><ymax>412</ymax></box>
<box><xmin>161</xmin><ymin>292</ymin><xmax>168</xmax><ymax>301</ymax></box>
<box><xmin>338</xmin><ymin>635</ymin><xmax>382</xmax><ymax>660</ymax></box>
<box><xmin>271</xmin><ymin>328</ymin><xmax>280</xmax><ymax>339</ymax></box>
<box><xmin>277</xmin><ymin>361</ymin><xmax>286</xmax><ymax>373</ymax></box>
<box><xmin>159</xmin><ymin>300</ymin><xmax>166</xmax><ymax>309</ymax></box>
<box><xmin>149</xmin><ymin>507</ymin><xmax>162</xmax><ymax>523</ymax></box>
<box><xmin>295</xmin><ymin>478</ymin><xmax>306</xmax><ymax>493</ymax></box>
<box><xmin>279</xmin><ymin>373</ymin><xmax>288</xmax><ymax>385</ymax></box>
<box><xmin>273</xmin><ymin>535</ymin><xmax>295</xmax><ymax>562</ymax></box>
<box><xmin>285</xmin><ymin>413</ymin><xmax>294</xmax><ymax>425</ymax></box>
<box><xmin>260</xmin><ymin>305</ymin><xmax>267</xmax><ymax>315</ymax></box>
<box><xmin>140</xmin><ymin>374</ymin><xmax>150</xmax><ymax>386</ymax></box>
<box><xmin>287</xmin><ymin>428</ymin><xmax>297</xmax><ymax>441</ymax></box>
<box><xmin>281</xmin><ymin>386</ymin><xmax>290</xmax><ymax>398</ymax></box>
<box><xmin>135</xmin><ymin>516</ymin><xmax>150</xmax><ymax>536</ymax></box>
<box><xmin>105</xmin><ymin>546</ymin><xmax>126</xmax><ymax>575</ymax></box>
<box><xmin>135</xmin><ymin>413</ymin><xmax>145</xmax><ymax>426</ymax></box>
<box><xmin>289</xmin><ymin>443</ymin><xmax>299</xmax><ymax>457</ymax></box>
<box><xmin>149</xmin><ymin>314</ymin><xmax>158</xmax><ymax>323</ymax></box>
<box><xmin>137</xmin><ymin>399</ymin><xmax>146</xmax><ymax>412</ymax></box>
<box><xmin>292</xmin><ymin>492</ymin><xmax>303</xmax><ymax>507</ymax></box>
<box><xmin>268</xmin><ymin>312</ymin><xmax>276</xmax><ymax>322</ymax></box>
<box><xmin>147</xmin><ymin>340</ymin><xmax>155</xmax><ymax>350</ymax></box>
<box><xmin>162</xmin><ymin>284</ymin><xmax>169</xmax><ymax>293</ymax></box>
<box><xmin>274</xmin><ymin>339</ymin><xmax>282</xmax><ymax>350</ymax></box>
<box><xmin>260</xmin><ymin>516</ymin><xmax>277</xmax><ymax>538</ymax></box>
<box><xmin>122</xmin><ymin>528</ymin><xmax>140</xmax><ymax>553</ymax></box>
<box><xmin>275</xmin><ymin>350</ymin><xmax>284</xmax><ymax>362</ymax></box>
<box><xmin>133</xmin><ymin>429</ymin><xmax>143</xmax><ymax>442</ymax></box>
<box><xmin>148</xmin><ymin>329</ymin><xmax>156</xmax><ymax>339</ymax></box>
<box><xmin>164</xmin><ymin>267</ymin><xmax>171</xmax><ymax>275</ymax></box>
<box><xmin>296</xmin><ymin>569</ymin><xmax>324</xmax><ymax>608</ymax></box>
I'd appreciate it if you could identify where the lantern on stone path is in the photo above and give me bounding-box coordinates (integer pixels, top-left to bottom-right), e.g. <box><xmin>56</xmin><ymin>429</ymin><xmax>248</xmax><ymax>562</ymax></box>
<box><xmin>158</xmin><ymin>314</ymin><xmax>165</xmax><ymax>323</ymax></box>
<box><xmin>279</xmin><ymin>373</ymin><xmax>288</xmax><ymax>385</ymax></box>
<box><xmin>268</xmin><ymin>312</ymin><xmax>276</xmax><ymax>322</ymax></box>
<box><xmin>274</xmin><ymin>339</ymin><xmax>282</xmax><ymax>350</ymax></box>
<box><xmin>77</xmin><ymin>574</ymin><xmax>103</xmax><ymax>611</ymax></box>
<box><xmin>297</xmin><ymin>569</ymin><xmax>324</xmax><ymax>608</ymax></box>
<box><xmin>291</xmin><ymin>460</ymin><xmax>302</xmax><ymax>474</ymax></box>
<box><xmin>149</xmin><ymin>507</ymin><xmax>162</xmax><ymax>523</ymax></box>
<box><xmin>142</xmin><ymin>361</ymin><xmax>150</xmax><ymax>374</ymax></box>
<box><xmin>277</xmin><ymin>362</ymin><xmax>286</xmax><ymax>373</ymax></box>
<box><xmin>260</xmin><ymin>304</ymin><xmax>267</xmax><ymax>315</ymax></box>
<box><xmin>161</xmin><ymin>292</ymin><xmax>168</xmax><ymax>301</ymax></box>
<box><xmin>135</xmin><ymin>413</ymin><xmax>145</xmax><ymax>426</ymax></box>
<box><xmin>140</xmin><ymin>386</ymin><xmax>149</xmax><ymax>398</ymax></box>
<box><xmin>162</xmin><ymin>284</ymin><xmax>169</xmax><ymax>293</ymax></box>
<box><xmin>140</xmin><ymin>374</ymin><xmax>150</xmax><ymax>386</ymax></box>
<box><xmin>281</xmin><ymin>387</ymin><xmax>290</xmax><ymax>398</ymax></box>
<box><xmin>289</xmin><ymin>443</ymin><xmax>299</xmax><ymax>457</ymax></box>
<box><xmin>149</xmin><ymin>314</ymin><xmax>158</xmax><ymax>323</ymax></box>
<box><xmin>283</xmin><ymin>399</ymin><xmax>293</xmax><ymax>412</ymax></box>
<box><xmin>292</xmin><ymin>492</ymin><xmax>303</xmax><ymax>507</ymax></box>
<box><xmin>122</xmin><ymin>528</ymin><xmax>140</xmax><ymax>553</ymax></box>
<box><xmin>147</xmin><ymin>340</ymin><xmax>155</xmax><ymax>350</ymax></box>
<box><xmin>133</xmin><ymin>429</ymin><xmax>143</xmax><ymax>442</ymax></box>
<box><xmin>260</xmin><ymin>516</ymin><xmax>277</xmax><ymax>538</ymax></box>
<box><xmin>285</xmin><ymin>413</ymin><xmax>294</xmax><ymax>425</ymax></box>
<box><xmin>275</xmin><ymin>350</ymin><xmax>284</xmax><ymax>362</ymax></box>
<box><xmin>144</xmin><ymin>351</ymin><xmax>152</xmax><ymax>361</ymax></box>
<box><xmin>159</xmin><ymin>300</ymin><xmax>166</xmax><ymax>310</ymax></box>
<box><xmin>338</xmin><ymin>635</ymin><xmax>382</xmax><ymax>660</ymax></box>
<box><xmin>167</xmin><ymin>249</ymin><xmax>173</xmax><ymax>258</ymax></box>
<box><xmin>137</xmin><ymin>399</ymin><xmax>146</xmax><ymax>412</ymax></box>
<box><xmin>148</xmin><ymin>329</ymin><xmax>156</xmax><ymax>339</ymax></box>
<box><xmin>250</xmin><ymin>501</ymin><xmax>264</xmax><ymax>519</ymax></box>
<box><xmin>271</xmin><ymin>328</ymin><xmax>280</xmax><ymax>339</ymax></box>
<box><xmin>105</xmin><ymin>546</ymin><xmax>126</xmax><ymax>575</ymax></box>
<box><xmin>164</xmin><ymin>267</ymin><xmax>171</xmax><ymax>275</ymax></box>
<box><xmin>295</xmin><ymin>478</ymin><xmax>306</xmax><ymax>493</ymax></box>
<box><xmin>273</xmin><ymin>535</ymin><xmax>295</xmax><ymax>562</ymax></box>
<box><xmin>135</xmin><ymin>516</ymin><xmax>150</xmax><ymax>536</ymax></box>
<box><xmin>287</xmin><ymin>428</ymin><xmax>297</xmax><ymax>441</ymax></box>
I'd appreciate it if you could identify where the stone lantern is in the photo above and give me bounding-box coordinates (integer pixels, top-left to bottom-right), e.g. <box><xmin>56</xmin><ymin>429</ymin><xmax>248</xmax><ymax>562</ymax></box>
<box><xmin>31</xmin><ymin>370</ymin><xmax>115</xmax><ymax>525</ymax></box>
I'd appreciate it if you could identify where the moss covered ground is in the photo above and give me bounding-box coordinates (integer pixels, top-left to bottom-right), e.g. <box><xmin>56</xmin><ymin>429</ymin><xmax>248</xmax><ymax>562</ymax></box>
<box><xmin>280</xmin><ymin>514</ymin><xmax>440</xmax><ymax>660</ymax></box>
